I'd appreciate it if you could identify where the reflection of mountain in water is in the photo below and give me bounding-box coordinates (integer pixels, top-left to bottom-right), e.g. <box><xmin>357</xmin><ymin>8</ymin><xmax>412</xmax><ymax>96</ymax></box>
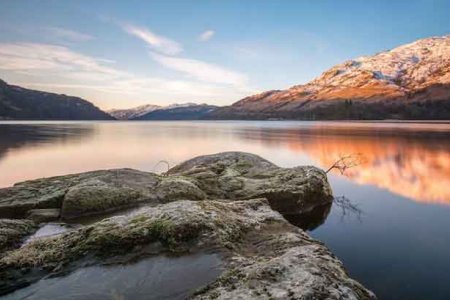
<box><xmin>0</xmin><ymin>124</ymin><xmax>94</xmax><ymax>160</ymax></box>
<box><xmin>236</xmin><ymin>123</ymin><xmax>450</xmax><ymax>205</ymax></box>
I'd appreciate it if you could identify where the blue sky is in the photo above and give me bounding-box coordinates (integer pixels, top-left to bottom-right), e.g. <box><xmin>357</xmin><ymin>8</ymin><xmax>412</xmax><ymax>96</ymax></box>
<box><xmin>0</xmin><ymin>0</ymin><xmax>449</xmax><ymax>109</ymax></box>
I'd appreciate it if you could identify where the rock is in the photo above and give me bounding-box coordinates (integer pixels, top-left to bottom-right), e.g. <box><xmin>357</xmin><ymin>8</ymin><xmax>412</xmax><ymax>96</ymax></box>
<box><xmin>0</xmin><ymin>199</ymin><xmax>375</xmax><ymax>299</ymax></box>
<box><xmin>0</xmin><ymin>152</ymin><xmax>331</xmax><ymax>220</ymax></box>
<box><xmin>0</xmin><ymin>219</ymin><xmax>37</xmax><ymax>252</ymax></box>
<box><xmin>0</xmin><ymin>169</ymin><xmax>162</xmax><ymax>219</ymax></box>
<box><xmin>26</xmin><ymin>209</ymin><xmax>60</xmax><ymax>223</ymax></box>
<box><xmin>0</xmin><ymin>169</ymin><xmax>205</xmax><ymax>219</ymax></box>
<box><xmin>193</xmin><ymin>225</ymin><xmax>375</xmax><ymax>300</ymax></box>
<box><xmin>0</xmin><ymin>152</ymin><xmax>375</xmax><ymax>298</ymax></box>
<box><xmin>168</xmin><ymin>152</ymin><xmax>333</xmax><ymax>215</ymax></box>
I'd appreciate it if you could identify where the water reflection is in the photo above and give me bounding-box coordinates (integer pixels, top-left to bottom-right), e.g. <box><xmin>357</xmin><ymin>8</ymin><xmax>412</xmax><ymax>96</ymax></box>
<box><xmin>0</xmin><ymin>123</ymin><xmax>93</xmax><ymax>160</ymax></box>
<box><xmin>2</xmin><ymin>253</ymin><xmax>222</xmax><ymax>300</ymax></box>
<box><xmin>1</xmin><ymin>121</ymin><xmax>450</xmax><ymax>300</ymax></box>
<box><xmin>283</xmin><ymin>202</ymin><xmax>332</xmax><ymax>231</ymax></box>
<box><xmin>234</xmin><ymin>123</ymin><xmax>450</xmax><ymax>204</ymax></box>
<box><xmin>0</xmin><ymin>121</ymin><xmax>449</xmax><ymax>206</ymax></box>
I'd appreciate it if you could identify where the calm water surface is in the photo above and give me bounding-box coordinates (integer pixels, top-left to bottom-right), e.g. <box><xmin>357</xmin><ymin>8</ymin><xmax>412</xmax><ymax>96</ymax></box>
<box><xmin>1</xmin><ymin>120</ymin><xmax>450</xmax><ymax>300</ymax></box>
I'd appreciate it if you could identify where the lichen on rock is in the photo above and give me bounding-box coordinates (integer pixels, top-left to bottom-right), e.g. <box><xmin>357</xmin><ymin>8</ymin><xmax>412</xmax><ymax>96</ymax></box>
<box><xmin>168</xmin><ymin>152</ymin><xmax>334</xmax><ymax>215</ymax></box>
<box><xmin>0</xmin><ymin>219</ymin><xmax>37</xmax><ymax>252</ymax></box>
<box><xmin>0</xmin><ymin>199</ymin><xmax>375</xmax><ymax>299</ymax></box>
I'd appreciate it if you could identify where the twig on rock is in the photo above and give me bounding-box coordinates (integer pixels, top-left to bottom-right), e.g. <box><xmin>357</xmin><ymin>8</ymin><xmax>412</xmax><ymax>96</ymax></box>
<box><xmin>153</xmin><ymin>160</ymin><xmax>170</xmax><ymax>176</ymax></box>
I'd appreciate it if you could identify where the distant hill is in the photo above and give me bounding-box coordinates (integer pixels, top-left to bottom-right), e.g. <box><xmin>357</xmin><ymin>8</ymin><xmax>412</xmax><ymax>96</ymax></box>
<box><xmin>110</xmin><ymin>103</ymin><xmax>219</xmax><ymax>120</ymax></box>
<box><xmin>107</xmin><ymin>104</ymin><xmax>162</xmax><ymax>120</ymax></box>
<box><xmin>210</xmin><ymin>36</ymin><xmax>450</xmax><ymax>120</ymax></box>
<box><xmin>0</xmin><ymin>79</ymin><xmax>113</xmax><ymax>120</ymax></box>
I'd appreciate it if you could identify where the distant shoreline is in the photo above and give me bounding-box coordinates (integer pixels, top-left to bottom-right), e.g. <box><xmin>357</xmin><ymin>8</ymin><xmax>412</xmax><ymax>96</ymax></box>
<box><xmin>1</xmin><ymin>119</ymin><xmax>450</xmax><ymax>124</ymax></box>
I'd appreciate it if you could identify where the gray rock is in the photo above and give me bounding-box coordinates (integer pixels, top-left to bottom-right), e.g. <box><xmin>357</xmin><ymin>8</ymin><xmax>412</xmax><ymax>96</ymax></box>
<box><xmin>0</xmin><ymin>152</ymin><xmax>332</xmax><ymax>220</ymax></box>
<box><xmin>27</xmin><ymin>209</ymin><xmax>60</xmax><ymax>223</ymax></box>
<box><xmin>0</xmin><ymin>169</ymin><xmax>205</xmax><ymax>219</ymax></box>
<box><xmin>0</xmin><ymin>219</ymin><xmax>37</xmax><ymax>252</ymax></box>
<box><xmin>0</xmin><ymin>152</ymin><xmax>374</xmax><ymax>298</ymax></box>
<box><xmin>168</xmin><ymin>152</ymin><xmax>333</xmax><ymax>215</ymax></box>
<box><xmin>0</xmin><ymin>199</ymin><xmax>375</xmax><ymax>299</ymax></box>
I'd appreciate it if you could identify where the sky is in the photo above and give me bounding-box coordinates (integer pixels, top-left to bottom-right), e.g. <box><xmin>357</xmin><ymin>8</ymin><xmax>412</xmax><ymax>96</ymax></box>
<box><xmin>0</xmin><ymin>0</ymin><xmax>449</xmax><ymax>110</ymax></box>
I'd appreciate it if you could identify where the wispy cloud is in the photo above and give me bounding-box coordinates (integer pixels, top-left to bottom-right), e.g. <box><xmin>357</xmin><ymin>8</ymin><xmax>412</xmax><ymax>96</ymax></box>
<box><xmin>122</xmin><ymin>24</ymin><xmax>182</xmax><ymax>55</ymax></box>
<box><xmin>121</xmin><ymin>23</ymin><xmax>249</xmax><ymax>87</ymax></box>
<box><xmin>0</xmin><ymin>42</ymin><xmax>255</xmax><ymax>108</ymax></box>
<box><xmin>0</xmin><ymin>43</ymin><xmax>122</xmax><ymax>77</ymax></box>
<box><xmin>150</xmin><ymin>52</ymin><xmax>248</xmax><ymax>86</ymax></box>
<box><xmin>46</xmin><ymin>27</ymin><xmax>95</xmax><ymax>42</ymax></box>
<box><xmin>198</xmin><ymin>30</ymin><xmax>215</xmax><ymax>42</ymax></box>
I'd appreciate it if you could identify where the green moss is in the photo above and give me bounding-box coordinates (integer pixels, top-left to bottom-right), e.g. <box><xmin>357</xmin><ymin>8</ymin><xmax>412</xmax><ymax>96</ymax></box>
<box><xmin>0</xmin><ymin>215</ymin><xmax>196</xmax><ymax>268</ymax></box>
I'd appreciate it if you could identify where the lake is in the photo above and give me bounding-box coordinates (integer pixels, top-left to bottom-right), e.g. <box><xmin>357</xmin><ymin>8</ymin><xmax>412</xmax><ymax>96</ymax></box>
<box><xmin>1</xmin><ymin>120</ymin><xmax>449</xmax><ymax>300</ymax></box>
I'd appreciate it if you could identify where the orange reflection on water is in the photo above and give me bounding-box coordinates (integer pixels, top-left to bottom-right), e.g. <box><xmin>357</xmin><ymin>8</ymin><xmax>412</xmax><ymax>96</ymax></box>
<box><xmin>1</xmin><ymin>121</ymin><xmax>449</xmax><ymax>206</ymax></box>
<box><xmin>244</xmin><ymin>125</ymin><xmax>450</xmax><ymax>205</ymax></box>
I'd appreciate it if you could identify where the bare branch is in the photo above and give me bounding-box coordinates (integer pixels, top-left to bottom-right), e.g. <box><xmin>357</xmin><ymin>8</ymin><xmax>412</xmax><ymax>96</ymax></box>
<box><xmin>153</xmin><ymin>160</ymin><xmax>170</xmax><ymax>176</ymax></box>
<box><xmin>325</xmin><ymin>153</ymin><xmax>364</xmax><ymax>175</ymax></box>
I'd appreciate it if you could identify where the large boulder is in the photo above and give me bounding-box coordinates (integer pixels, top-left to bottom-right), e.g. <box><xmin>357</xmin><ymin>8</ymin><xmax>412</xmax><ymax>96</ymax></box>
<box><xmin>168</xmin><ymin>152</ymin><xmax>333</xmax><ymax>215</ymax></box>
<box><xmin>0</xmin><ymin>152</ymin><xmax>332</xmax><ymax>220</ymax></box>
<box><xmin>0</xmin><ymin>199</ymin><xmax>375</xmax><ymax>299</ymax></box>
<box><xmin>0</xmin><ymin>169</ymin><xmax>206</xmax><ymax>219</ymax></box>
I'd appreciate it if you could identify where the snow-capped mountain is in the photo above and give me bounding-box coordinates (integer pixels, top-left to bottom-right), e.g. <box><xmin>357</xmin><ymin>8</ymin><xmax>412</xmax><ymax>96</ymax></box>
<box><xmin>108</xmin><ymin>103</ymin><xmax>218</xmax><ymax>120</ymax></box>
<box><xmin>133</xmin><ymin>103</ymin><xmax>218</xmax><ymax>120</ymax></box>
<box><xmin>107</xmin><ymin>104</ymin><xmax>161</xmax><ymax>120</ymax></box>
<box><xmin>212</xmin><ymin>35</ymin><xmax>450</xmax><ymax>120</ymax></box>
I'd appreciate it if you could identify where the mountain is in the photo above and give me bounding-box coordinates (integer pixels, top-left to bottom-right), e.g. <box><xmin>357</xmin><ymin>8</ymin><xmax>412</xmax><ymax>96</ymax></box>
<box><xmin>109</xmin><ymin>103</ymin><xmax>219</xmax><ymax>120</ymax></box>
<box><xmin>211</xmin><ymin>36</ymin><xmax>450</xmax><ymax>120</ymax></box>
<box><xmin>0</xmin><ymin>79</ymin><xmax>113</xmax><ymax>120</ymax></box>
<box><xmin>133</xmin><ymin>103</ymin><xmax>219</xmax><ymax>120</ymax></box>
<box><xmin>108</xmin><ymin>104</ymin><xmax>161</xmax><ymax>120</ymax></box>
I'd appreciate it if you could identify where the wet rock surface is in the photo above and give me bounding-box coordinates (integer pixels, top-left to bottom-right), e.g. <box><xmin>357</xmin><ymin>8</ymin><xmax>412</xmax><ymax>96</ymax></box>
<box><xmin>0</xmin><ymin>152</ymin><xmax>375</xmax><ymax>299</ymax></box>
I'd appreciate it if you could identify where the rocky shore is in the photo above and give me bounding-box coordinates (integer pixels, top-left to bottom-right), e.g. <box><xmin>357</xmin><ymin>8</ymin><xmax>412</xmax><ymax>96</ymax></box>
<box><xmin>0</xmin><ymin>152</ymin><xmax>376</xmax><ymax>299</ymax></box>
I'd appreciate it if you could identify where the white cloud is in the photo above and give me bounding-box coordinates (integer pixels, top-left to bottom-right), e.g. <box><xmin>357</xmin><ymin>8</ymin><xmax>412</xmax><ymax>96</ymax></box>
<box><xmin>46</xmin><ymin>27</ymin><xmax>95</xmax><ymax>42</ymax></box>
<box><xmin>0</xmin><ymin>43</ymin><xmax>123</xmax><ymax>76</ymax></box>
<box><xmin>199</xmin><ymin>30</ymin><xmax>215</xmax><ymax>42</ymax></box>
<box><xmin>122</xmin><ymin>24</ymin><xmax>182</xmax><ymax>55</ymax></box>
<box><xmin>0</xmin><ymin>42</ymin><xmax>255</xmax><ymax>108</ymax></box>
<box><xmin>150</xmin><ymin>52</ymin><xmax>248</xmax><ymax>86</ymax></box>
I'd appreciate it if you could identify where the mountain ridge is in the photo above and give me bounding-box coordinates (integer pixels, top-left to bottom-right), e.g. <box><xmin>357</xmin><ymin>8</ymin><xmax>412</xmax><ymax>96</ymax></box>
<box><xmin>108</xmin><ymin>103</ymin><xmax>219</xmax><ymax>120</ymax></box>
<box><xmin>210</xmin><ymin>35</ymin><xmax>450</xmax><ymax>120</ymax></box>
<box><xmin>0</xmin><ymin>79</ymin><xmax>114</xmax><ymax>120</ymax></box>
